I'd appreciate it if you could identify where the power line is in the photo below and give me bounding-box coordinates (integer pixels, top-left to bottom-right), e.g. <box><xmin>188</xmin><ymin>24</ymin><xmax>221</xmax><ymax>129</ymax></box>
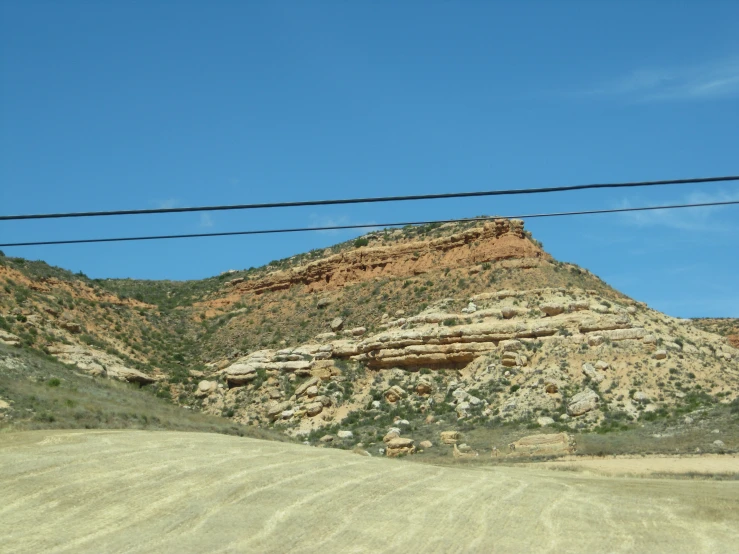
<box><xmin>1</xmin><ymin>200</ymin><xmax>737</xmax><ymax>248</ymax></box>
<box><xmin>1</xmin><ymin>175</ymin><xmax>737</xmax><ymax>221</ymax></box>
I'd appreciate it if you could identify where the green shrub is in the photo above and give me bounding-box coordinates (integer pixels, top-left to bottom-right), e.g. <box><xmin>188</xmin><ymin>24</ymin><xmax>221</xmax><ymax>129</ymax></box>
<box><xmin>46</xmin><ymin>378</ymin><xmax>61</xmax><ymax>387</ymax></box>
<box><xmin>354</xmin><ymin>238</ymin><xmax>369</xmax><ymax>248</ymax></box>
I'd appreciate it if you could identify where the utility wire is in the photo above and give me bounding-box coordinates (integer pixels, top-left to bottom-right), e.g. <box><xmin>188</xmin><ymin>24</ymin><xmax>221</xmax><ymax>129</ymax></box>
<box><xmin>1</xmin><ymin>200</ymin><xmax>737</xmax><ymax>248</ymax></box>
<box><xmin>1</xmin><ymin>175</ymin><xmax>737</xmax><ymax>221</ymax></box>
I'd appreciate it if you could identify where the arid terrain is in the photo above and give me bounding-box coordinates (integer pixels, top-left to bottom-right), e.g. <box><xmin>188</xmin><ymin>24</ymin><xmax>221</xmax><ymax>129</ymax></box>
<box><xmin>1</xmin><ymin>218</ymin><xmax>738</xmax><ymax>552</ymax></box>
<box><xmin>1</xmin><ymin>429</ymin><xmax>737</xmax><ymax>554</ymax></box>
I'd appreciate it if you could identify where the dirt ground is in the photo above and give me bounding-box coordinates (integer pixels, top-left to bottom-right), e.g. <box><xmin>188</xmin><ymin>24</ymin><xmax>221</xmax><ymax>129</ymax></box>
<box><xmin>528</xmin><ymin>454</ymin><xmax>739</xmax><ymax>477</ymax></box>
<box><xmin>1</xmin><ymin>430</ymin><xmax>738</xmax><ymax>553</ymax></box>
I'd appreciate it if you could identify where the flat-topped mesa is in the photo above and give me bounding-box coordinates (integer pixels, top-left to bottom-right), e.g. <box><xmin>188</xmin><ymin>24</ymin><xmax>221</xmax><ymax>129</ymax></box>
<box><xmin>224</xmin><ymin>219</ymin><xmax>546</xmax><ymax>296</ymax></box>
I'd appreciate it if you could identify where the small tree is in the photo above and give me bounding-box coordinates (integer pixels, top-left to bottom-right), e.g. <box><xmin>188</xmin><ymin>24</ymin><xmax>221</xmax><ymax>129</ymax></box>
<box><xmin>354</xmin><ymin>237</ymin><xmax>369</xmax><ymax>248</ymax></box>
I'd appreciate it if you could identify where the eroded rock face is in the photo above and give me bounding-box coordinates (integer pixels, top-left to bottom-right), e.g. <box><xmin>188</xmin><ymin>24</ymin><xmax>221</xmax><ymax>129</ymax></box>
<box><xmin>107</xmin><ymin>366</ymin><xmax>157</xmax><ymax>385</ymax></box>
<box><xmin>0</xmin><ymin>330</ymin><xmax>21</xmax><ymax>347</ymax></box>
<box><xmin>182</xmin><ymin>247</ymin><xmax>739</xmax><ymax>433</ymax></box>
<box><xmin>45</xmin><ymin>344</ymin><xmax>157</xmax><ymax>384</ymax></box>
<box><xmin>209</xmin><ymin>219</ymin><xmax>545</xmax><ymax>299</ymax></box>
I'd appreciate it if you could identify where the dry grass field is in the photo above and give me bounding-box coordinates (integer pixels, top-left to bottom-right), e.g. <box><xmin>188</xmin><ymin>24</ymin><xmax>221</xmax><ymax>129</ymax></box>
<box><xmin>1</xmin><ymin>430</ymin><xmax>738</xmax><ymax>553</ymax></box>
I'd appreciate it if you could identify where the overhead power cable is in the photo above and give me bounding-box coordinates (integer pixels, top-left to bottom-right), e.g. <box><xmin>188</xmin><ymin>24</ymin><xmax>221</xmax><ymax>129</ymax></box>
<box><xmin>1</xmin><ymin>175</ymin><xmax>737</xmax><ymax>221</ymax></box>
<box><xmin>1</xmin><ymin>200</ymin><xmax>737</xmax><ymax>248</ymax></box>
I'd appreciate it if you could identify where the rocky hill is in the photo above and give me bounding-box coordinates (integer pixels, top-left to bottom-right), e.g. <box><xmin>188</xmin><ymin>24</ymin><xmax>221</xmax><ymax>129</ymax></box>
<box><xmin>1</xmin><ymin>218</ymin><xmax>737</xmax><ymax>456</ymax></box>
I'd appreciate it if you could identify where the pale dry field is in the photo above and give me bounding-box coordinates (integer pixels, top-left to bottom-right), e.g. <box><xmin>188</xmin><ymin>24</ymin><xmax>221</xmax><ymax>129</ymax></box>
<box><xmin>1</xmin><ymin>430</ymin><xmax>738</xmax><ymax>553</ymax></box>
<box><xmin>529</xmin><ymin>454</ymin><xmax>739</xmax><ymax>477</ymax></box>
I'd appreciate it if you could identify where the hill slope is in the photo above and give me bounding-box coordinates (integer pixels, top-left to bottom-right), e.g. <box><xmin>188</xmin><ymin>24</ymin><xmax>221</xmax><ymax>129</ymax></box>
<box><xmin>1</xmin><ymin>218</ymin><xmax>737</xmax><ymax>456</ymax></box>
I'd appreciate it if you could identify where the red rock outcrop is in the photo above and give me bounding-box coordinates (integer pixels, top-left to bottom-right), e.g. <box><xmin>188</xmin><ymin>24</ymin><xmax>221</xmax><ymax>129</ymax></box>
<box><xmin>215</xmin><ymin>219</ymin><xmax>546</xmax><ymax>302</ymax></box>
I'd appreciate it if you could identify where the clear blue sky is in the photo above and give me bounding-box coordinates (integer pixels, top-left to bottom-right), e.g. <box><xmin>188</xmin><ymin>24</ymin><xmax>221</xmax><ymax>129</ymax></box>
<box><xmin>1</xmin><ymin>1</ymin><xmax>738</xmax><ymax>317</ymax></box>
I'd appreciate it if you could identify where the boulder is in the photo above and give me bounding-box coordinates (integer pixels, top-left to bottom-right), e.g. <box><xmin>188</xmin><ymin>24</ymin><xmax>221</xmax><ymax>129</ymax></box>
<box><xmin>315</xmin><ymin>395</ymin><xmax>332</xmax><ymax>407</ymax></box>
<box><xmin>500</xmin><ymin>307</ymin><xmax>520</xmax><ymax>319</ymax></box>
<box><xmin>59</xmin><ymin>321</ymin><xmax>82</xmax><ymax>334</ymax></box>
<box><xmin>654</xmin><ymin>349</ymin><xmax>667</xmax><ymax>360</ymax></box>
<box><xmin>304</xmin><ymin>402</ymin><xmax>323</xmax><ymax>417</ymax></box>
<box><xmin>567</xmin><ymin>388</ymin><xmax>599</xmax><ymax>416</ymax></box>
<box><xmin>383</xmin><ymin>430</ymin><xmax>400</xmax><ymax>443</ymax></box>
<box><xmin>541</xmin><ymin>303</ymin><xmax>565</xmax><ymax>316</ymax></box>
<box><xmin>440</xmin><ymin>431</ymin><xmax>461</xmax><ymax>445</ymax></box>
<box><xmin>267</xmin><ymin>401</ymin><xmax>291</xmax><ymax>421</ymax></box>
<box><xmin>453</xmin><ymin>444</ymin><xmax>479</xmax><ymax>458</ymax></box>
<box><xmin>416</xmin><ymin>381</ymin><xmax>434</xmax><ymax>395</ymax></box>
<box><xmin>569</xmin><ymin>300</ymin><xmax>590</xmax><ymax>311</ymax></box>
<box><xmin>456</xmin><ymin>401</ymin><xmax>471</xmax><ymax>418</ymax></box>
<box><xmin>384</xmin><ymin>385</ymin><xmax>406</xmax><ymax>403</ymax></box>
<box><xmin>319</xmin><ymin>435</ymin><xmax>334</xmax><ymax>443</ymax></box>
<box><xmin>582</xmin><ymin>363</ymin><xmax>604</xmax><ymax>384</ymax></box>
<box><xmin>196</xmin><ymin>380</ymin><xmax>218</xmax><ymax>397</ymax></box>
<box><xmin>330</xmin><ymin>317</ymin><xmax>344</xmax><ymax>331</ymax></box>
<box><xmin>225</xmin><ymin>363</ymin><xmax>258</xmax><ymax>386</ymax></box>
<box><xmin>295</xmin><ymin>377</ymin><xmax>319</xmax><ymax>397</ymax></box>
<box><xmin>386</xmin><ymin>437</ymin><xmax>416</xmax><ymax>457</ymax></box>
<box><xmin>500</xmin><ymin>339</ymin><xmax>523</xmax><ymax>352</ymax></box>
<box><xmin>337</xmin><ymin>430</ymin><xmax>354</xmax><ymax>439</ymax></box>
<box><xmin>419</xmin><ymin>440</ymin><xmax>433</xmax><ymax>449</ymax></box>
<box><xmin>632</xmin><ymin>391</ymin><xmax>649</xmax><ymax>404</ymax></box>
<box><xmin>537</xmin><ymin>416</ymin><xmax>555</xmax><ymax>427</ymax></box>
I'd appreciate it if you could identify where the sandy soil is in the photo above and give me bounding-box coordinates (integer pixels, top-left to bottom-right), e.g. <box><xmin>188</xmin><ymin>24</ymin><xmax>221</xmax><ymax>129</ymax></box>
<box><xmin>1</xmin><ymin>430</ymin><xmax>738</xmax><ymax>553</ymax></box>
<box><xmin>530</xmin><ymin>454</ymin><xmax>739</xmax><ymax>477</ymax></box>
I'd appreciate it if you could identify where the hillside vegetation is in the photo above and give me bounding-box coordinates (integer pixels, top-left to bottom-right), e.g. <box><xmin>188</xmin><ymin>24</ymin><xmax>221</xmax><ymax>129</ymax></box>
<box><xmin>1</xmin><ymin>218</ymin><xmax>737</xmax><ymax>460</ymax></box>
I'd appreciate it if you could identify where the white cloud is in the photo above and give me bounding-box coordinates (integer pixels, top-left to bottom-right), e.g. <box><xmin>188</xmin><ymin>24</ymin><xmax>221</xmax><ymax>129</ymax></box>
<box><xmin>199</xmin><ymin>213</ymin><xmax>215</xmax><ymax>228</ymax></box>
<box><xmin>156</xmin><ymin>198</ymin><xmax>180</xmax><ymax>209</ymax></box>
<box><xmin>308</xmin><ymin>213</ymin><xmax>380</xmax><ymax>235</ymax></box>
<box><xmin>583</xmin><ymin>58</ymin><xmax>739</xmax><ymax>102</ymax></box>
<box><xmin>617</xmin><ymin>190</ymin><xmax>739</xmax><ymax>231</ymax></box>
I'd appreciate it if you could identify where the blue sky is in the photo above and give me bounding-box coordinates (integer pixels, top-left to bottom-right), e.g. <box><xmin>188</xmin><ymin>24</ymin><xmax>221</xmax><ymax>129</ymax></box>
<box><xmin>1</xmin><ymin>1</ymin><xmax>738</xmax><ymax>317</ymax></box>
